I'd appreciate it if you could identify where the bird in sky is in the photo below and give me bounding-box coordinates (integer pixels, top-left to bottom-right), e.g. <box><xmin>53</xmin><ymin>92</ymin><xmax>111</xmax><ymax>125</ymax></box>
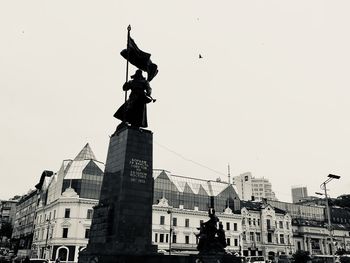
<box><xmin>199</xmin><ymin>54</ymin><xmax>203</xmax><ymax>59</ymax></box>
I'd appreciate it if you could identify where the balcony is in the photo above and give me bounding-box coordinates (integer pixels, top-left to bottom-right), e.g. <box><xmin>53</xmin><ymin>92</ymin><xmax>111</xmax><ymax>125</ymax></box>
<box><xmin>267</xmin><ymin>226</ymin><xmax>275</xmax><ymax>232</ymax></box>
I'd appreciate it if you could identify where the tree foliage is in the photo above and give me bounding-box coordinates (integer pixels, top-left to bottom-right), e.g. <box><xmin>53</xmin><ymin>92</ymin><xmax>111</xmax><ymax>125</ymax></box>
<box><xmin>0</xmin><ymin>222</ymin><xmax>13</xmax><ymax>238</ymax></box>
<box><xmin>292</xmin><ymin>250</ymin><xmax>311</xmax><ymax>263</ymax></box>
<box><xmin>334</xmin><ymin>195</ymin><xmax>350</xmax><ymax>208</ymax></box>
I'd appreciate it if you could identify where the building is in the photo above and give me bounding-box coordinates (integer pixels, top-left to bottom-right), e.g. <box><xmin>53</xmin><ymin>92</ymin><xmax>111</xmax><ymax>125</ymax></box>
<box><xmin>12</xmin><ymin>189</ymin><xmax>38</xmax><ymax>256</ymax></box>
<box><xmin>292</xmin><ymin>218</ymin><xmax>350</xmax><ymax>256</ymax></box>
<box><xmin>266</xmin><ymin>199</ymin><xmax>350</xmax><ymax>256</ymax></box>
<box><xmin>291</xmin><ymin>186</ymin><xmax>308</xmax><ymax>203</ymax></box>
<box><xmin>32</xmin><ymin>143</ymin><xmax>104</xmax><ymax>262</ymax></box>
<box><xmin>266</xmin><ymin>200</ymin><xmax>325</xmax><ymax>222</ymax></box>
<box><xmin>152</xmin><ymin>170</ymin><xmax>242</xmax><ymax>254</ymax></box>
<box><xmin>0</xmin><ymin>199</ymin><xmax>19</xmax><ymax>243</ymax></box>
<box><xmin>0</xmin><ymin>199</ymin><xmax>18</xmax><ymax>227</ymax></box>
<box><xmin>240</xmin><ymin>201</ymin><xmax>293</xmax><ymax>260</ymax></box>
<box><xmin>233</xmin><ymin>172</ymin><xmax>277</xmax><ymax>202</ymax></box>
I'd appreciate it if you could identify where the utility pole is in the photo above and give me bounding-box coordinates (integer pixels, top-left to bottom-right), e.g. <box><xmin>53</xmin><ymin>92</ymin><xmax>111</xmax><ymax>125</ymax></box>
<box><xmin>319</xmin><ymin>174</ymin><xmax>341</xmax><ymax>263</ymax></box>
<box><xmin>167</xmin><ymin>209</ymin><xmax>173</xmax><ymax>256</ymax></box>
<box><xmin>44</xmin><ymin>219</ymin><xmax>50</xmax><ymax>259</ymax></box>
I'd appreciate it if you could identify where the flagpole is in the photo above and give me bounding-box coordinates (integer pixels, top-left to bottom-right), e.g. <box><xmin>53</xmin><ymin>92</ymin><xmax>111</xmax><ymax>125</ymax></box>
<box><xmin>125</xmin><ymin>25</ymin><xmax>131</xmax><ymax>103</ymax></box>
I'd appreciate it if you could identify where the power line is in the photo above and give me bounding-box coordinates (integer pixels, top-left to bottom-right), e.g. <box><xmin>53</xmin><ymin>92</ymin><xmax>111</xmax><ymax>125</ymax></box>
<box><xmin>154</xmin><ymin>140</ymin><xmax>227</xmax><ymax>177</ymax></box>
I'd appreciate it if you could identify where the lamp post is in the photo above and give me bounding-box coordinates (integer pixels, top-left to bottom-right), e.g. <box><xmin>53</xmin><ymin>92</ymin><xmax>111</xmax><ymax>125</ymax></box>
<box><xmin>167</xmin><ymin>209</ymin><xmax>173</xmax><ymax>256</ymax></box>
<box><xmin>318</xmin><ymin>174</ymin><xmax>341</xmax><ymax>263</ymax></box>
<box><xmin>44</xmin><ymin>219</ymin><xmax>50</xmax><ymax>259</ymax></box>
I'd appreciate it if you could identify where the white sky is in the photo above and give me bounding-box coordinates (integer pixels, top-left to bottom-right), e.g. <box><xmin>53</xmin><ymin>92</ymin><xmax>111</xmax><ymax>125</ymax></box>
<box><xmin>1</xmin><ymin>1</ymin><xmax>349</xmax><ymax>202</ymax></box>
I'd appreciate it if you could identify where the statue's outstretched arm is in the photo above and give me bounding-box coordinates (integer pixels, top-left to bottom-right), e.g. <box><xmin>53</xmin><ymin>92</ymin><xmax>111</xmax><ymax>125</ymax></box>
<box><xmin>123</xmin><ymin>82</ymin><xmax>131</xmax><ymax>91</ymax></box>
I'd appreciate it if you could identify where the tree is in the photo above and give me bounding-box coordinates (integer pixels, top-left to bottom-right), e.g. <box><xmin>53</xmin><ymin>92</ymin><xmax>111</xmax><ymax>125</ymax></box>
<box><xmin>0</xmin><ymin>222</ymin><xmax>13</xmax><ymax>239</ymax></box>
<box><xmin>340</xmin><ymin>256</ymin><xmax>350</xmax><ymax>263</ymax></box>
<box><xmin>292</xmin><ymin>250</ymin><xmax>311</xmax><ymax>263</ymax></box>
<box><xmin>335</xmin><ymin>195</ymin><xmax>350</xmax><ymax>208</ymax></box>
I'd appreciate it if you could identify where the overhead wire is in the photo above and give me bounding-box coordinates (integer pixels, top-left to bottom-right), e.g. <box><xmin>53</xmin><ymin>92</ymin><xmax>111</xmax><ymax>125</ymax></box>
<box><xmin>154</xmin><ymin>140</ymin><xmax>227</xmax><ymax>177</ymax></box>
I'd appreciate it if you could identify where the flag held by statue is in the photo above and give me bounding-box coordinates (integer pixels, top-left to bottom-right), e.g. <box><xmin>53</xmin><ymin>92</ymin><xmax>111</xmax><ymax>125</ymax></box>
<box><xmin>120</xmin><ymin>37</ymin><xmax>158</xmax><ymax>81</ymax></box>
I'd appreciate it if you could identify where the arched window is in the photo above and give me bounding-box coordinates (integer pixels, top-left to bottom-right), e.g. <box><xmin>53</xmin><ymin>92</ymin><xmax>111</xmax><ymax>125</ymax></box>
<box><xmin>57</xmin><ymin>246</ymin><xmax>69</xmax><ymax>262</ymax></box>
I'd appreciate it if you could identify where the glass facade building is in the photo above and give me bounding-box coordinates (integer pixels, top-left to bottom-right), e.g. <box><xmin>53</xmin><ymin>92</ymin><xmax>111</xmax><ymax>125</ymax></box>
<box><xmin>43</xmin><ymin>143</ymin><xmax>105</xmax><ymax>204</ymax></box>
<box><xmin>153</xmin><ymin>170</ymin><xmax>241</xmax><ymax>213</ymax></box>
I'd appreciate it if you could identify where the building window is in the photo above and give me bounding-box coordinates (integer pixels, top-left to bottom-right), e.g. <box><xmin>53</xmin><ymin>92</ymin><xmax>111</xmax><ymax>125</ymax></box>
<box><xmin>159</xmin><ymin>234</ymin><xmax>164</xmax><ymax>243</ymax></box>
<box><xmin>185</xmin><ymin>235</ymin><xmax>189</xmax><ymax>244</ymax></box>
<box><xmin>155</xmin><ymin>233</ymin><xmax>158</xmax><ymax>242</ymax></box>
<box><xmin>185</xmin><ymin>219</ymin><xmax>189</xmax><ymax>227</ymax></box>
<box><xmin>267</xmin><ymin>233</ymin><xmax>272</xmax><ymax>243</ymax></box>
<box><xmin>62</xmin><ymin>228</ymin><xmax>68</xmax><ymax>238</ymax></box>
<box><xmin>85</xmin><ymin>229</ymin><xmax>90</xmax><ymax>238</ymax></box>
<box><xmin>234</xmin><ymin>238</ymin><xmax>238</xmax><ymax>246</ymax></box>
<box><xmin>64</xmin><ymin>208</ymin><xmax>70</xmax><ymax>218</ymax></box>
<box><xmin>160</xmin><ymin>216</ymin><xmax>165</xmax><ymax>225</ymax></box>
<box><xmin>275</xmin><ymin>234</ymin><xmax>279</xmax><ymax>244</ymax></box>
<box><xmin>87</xmin><ymin>209</ymin><xmax>93</xmax><ymax>219</ymax></box>
<box><xmin>256</xmin><ymin>232</ymin><xmax>261</xmax><ymax>242</ymax></box>
<box><xmin>266</xmin><ymin>219</ymin><xmax>271</xmax><ymax>229</ymax></box>
<box><xmin>250</xmin><ymin>232</ymin><xmax>254</xmax><ymax>242</ymax></box>
<box><xmin>257</xmin><ymin>219</ymin><xmax>260</xmax><ymax>226</ymax></box>
<box><xmin>226</xmin><ymin>222</ymin><xmax>230</xmax><ymax>230</ymax></box>
<box><xmin>166</xmin><ymin>234</ymin><xmax>168</xmax><ymax>243</ymax></box>
<box><xmin>279</xmin><ymin>221</ymin><xmax>283</xmax><ymax>229</ymax></box>
<box><xmin>280</xmin><ymin>234</ymin><xmax>284</xmax><ymax>244</ymax></box>
<box><xmin>286</xmin><ymin>221</ymin><xmax>289</xmax><ymax>229</ymax></box>
<box><xmin>172</xmin><ymin>234</ymin><xmax>177</xmax><ymax>243</ymax></box>
<box><xmin>173</xmin><ymin>217</ymin><xmax>177</xmax><ymax>226</ymax></box>
<box><xmin>233</xmin><ymin>223</ymin><xmax>237</xmax><ymax>231</ymax></box>
<box><xmin>226</xmin><ymin>238</ymin><xmax>231</xmax><ymax>246</ymax></box>
<box><xmin>253</xmin><ymin>218</ymin><xmax>256</xmax><ymax>226</ymax></box>
<box><xmin>297</xmin><ymin>241</ymin><xmax>301</xmax><ymax>250</ymax></box>
<box><xmin>248</xmin><ymin>218</ymin><xmax>251</xmax><ymax>225</ymax></box>
<box><xmin>242</xmin><ymin>218</ymin><xmax>245</xmax><ymax>225</ymax></box>
<box><xmin>243</xmin><ymin>232</ymin><xmax>246</xmax><ymax>241</ymax></box>
<box><xmin>53</xmin><ymin>210</ymin><xmax>56</xmax><ymax>219</ymax></box>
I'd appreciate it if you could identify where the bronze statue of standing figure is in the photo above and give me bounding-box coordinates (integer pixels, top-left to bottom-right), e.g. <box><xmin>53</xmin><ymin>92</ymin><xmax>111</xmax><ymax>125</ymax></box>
<box><xmin>115</xmin><ymin>27</ymin><xmax>158</xmax><ymax>129</ymax></box>
<box><xmin>196</xmin><ymin>208</ymin><xmax>227</xmax><ymax>254</ymax></box>
<box><xmin>114</xmin><ymin>69</ymin><xmax>155</xmax><ymax>128</ymax></box>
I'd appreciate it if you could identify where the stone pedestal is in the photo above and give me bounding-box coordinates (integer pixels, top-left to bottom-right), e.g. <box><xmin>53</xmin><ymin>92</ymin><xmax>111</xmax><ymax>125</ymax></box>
<box><xmin>79</xmin><ymin>126</ymin><xmax>157</xmax><ymax>262</ymax></box>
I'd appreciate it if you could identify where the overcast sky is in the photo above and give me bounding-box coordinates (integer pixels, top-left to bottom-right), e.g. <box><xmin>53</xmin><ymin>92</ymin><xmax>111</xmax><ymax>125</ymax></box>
<box><xmin>1</xmin><ymin>0</ymin><xmax>349</xmax><ymax>202</ymax></box>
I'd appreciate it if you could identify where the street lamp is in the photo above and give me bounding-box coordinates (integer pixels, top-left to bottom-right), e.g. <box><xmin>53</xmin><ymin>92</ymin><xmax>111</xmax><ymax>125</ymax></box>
<box><xmin>319</xmin><ymin>174</ymin><xmax>341</xmax><ymax>263</ymax></box>
<box><xmin>167</xmin><ymin>209</ymin><xmax>173</xmax><ymax>256</ymax></box>
<box><xmin>44</xmin><ymin>219</ymin><xmax>51</xmax><ymax>260</ymax></box>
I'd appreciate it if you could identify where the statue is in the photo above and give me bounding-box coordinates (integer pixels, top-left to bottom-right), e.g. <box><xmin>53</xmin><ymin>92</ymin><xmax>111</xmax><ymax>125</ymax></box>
<box><xmin>196</xmin><ymin>208</ymin><xmax>226</xmax><ymax>254</ymax></box>
<box><xmin>114</xmin><ymin>70</ymin><xmax>155</xmax><ymax>128</ymax></box>
<box><xmin>217</xmin><ymin>222</ymin><xmax>227</xmax><ymax>248</ymax></box>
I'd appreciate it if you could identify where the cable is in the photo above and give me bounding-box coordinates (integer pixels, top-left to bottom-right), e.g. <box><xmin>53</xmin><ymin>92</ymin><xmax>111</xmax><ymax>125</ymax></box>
<box><xmin>154</xmin><ymin>140</ymin><xmax>227</xmax><ymax>177</ymax></box>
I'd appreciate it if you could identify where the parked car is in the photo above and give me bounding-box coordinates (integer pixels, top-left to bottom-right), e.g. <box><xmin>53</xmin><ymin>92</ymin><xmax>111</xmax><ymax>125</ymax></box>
<box><xmin>278</xmin><ymin>254</ymin><xmax>293</xmax><ymax>263</ymax></box>
<box><xmin>29</xmin><ymin>259</ymin><xmax>49</xmax><ymax>263</ymax></box>
<box><xmin>246</xmin><ymin>256</ymin><xmax>265</xmax><ymax>263</ymax></box>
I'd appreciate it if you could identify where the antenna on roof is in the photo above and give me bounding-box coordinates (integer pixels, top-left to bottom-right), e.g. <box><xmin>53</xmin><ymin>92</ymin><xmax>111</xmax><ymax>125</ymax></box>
<box><xmin>228</xmin><ymin>163</ymin><xmax>231</xmax><ymax>185</ymax></box>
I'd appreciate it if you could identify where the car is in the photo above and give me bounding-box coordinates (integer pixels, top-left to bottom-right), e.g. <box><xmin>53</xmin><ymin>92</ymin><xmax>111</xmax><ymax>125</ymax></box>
<box><xmin>29</xmin><ymin>259</ymin><xmax>49</xmax><ymax>263</ymax></box>
<box><xmin>246</xmin><ymin>256</ymin><xmax>265</xmax><ymax>263</ymax></box>
<box><xmin>278</xmin><ymin>254</ymin><xmax>292</xmax><ymax>263</ymax></box>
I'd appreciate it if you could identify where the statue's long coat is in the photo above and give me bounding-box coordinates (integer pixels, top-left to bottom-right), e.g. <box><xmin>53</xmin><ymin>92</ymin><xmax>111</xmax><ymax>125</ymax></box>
<box><xmin>114</xmin><ymin>78</ymin><xmax>151</xmax><ymax>128</ymax></box>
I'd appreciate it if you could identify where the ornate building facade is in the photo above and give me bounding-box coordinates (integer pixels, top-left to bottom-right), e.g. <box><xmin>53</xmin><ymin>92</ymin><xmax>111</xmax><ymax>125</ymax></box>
<box><xmin>152</xmin><ymin>170</ymin><xmax>242</xmax><ymax>254</ymax></box>
<box><xmin>241</xmin><ymin>201</ymin><xmax>293</xmax><ymax>260</ymax></box>
<box><xmin>31</xmin><ymin>144</ymin><xmax>104</xmax><ymax>262</ymax></box>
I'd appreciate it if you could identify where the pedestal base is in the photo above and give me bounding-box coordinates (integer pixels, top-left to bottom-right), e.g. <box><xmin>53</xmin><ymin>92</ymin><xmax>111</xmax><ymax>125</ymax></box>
<box><xmin>79</xmin><ymin>126</ymin><xmax>157</xmax><ymax>262</ymax></box>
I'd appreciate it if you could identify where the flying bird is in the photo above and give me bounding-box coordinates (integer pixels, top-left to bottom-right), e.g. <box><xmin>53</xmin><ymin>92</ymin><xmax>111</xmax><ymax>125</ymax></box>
<box><xmin>199</xmin><ymin>54</ymin><xmax>203</xmax><ymax>59</ymax></box>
